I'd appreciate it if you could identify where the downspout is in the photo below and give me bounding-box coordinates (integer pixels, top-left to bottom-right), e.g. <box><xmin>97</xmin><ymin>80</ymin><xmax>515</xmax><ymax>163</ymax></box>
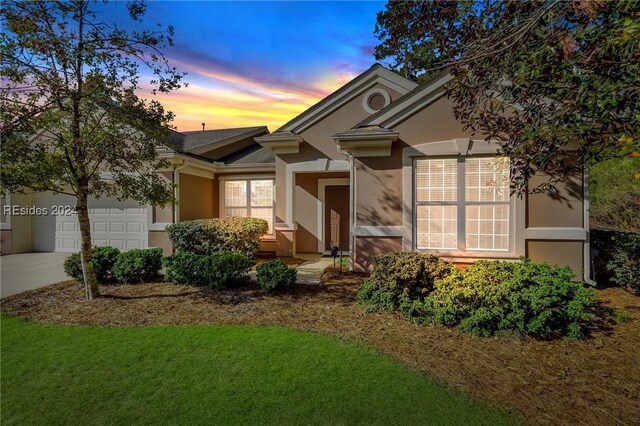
<box><xmin>173</xmin><ymin>162</ymin><xmax>189</xmax><ymax>224</ymax></box>
<box><xmin>337</xmin><ymin>145</ymin><xmax>356</xmax><ymax>272</ymax></box>
<box><xmin>583</xmin><ymin>166</ymin><xmax>597</xmax><ymax>286</ymax></box>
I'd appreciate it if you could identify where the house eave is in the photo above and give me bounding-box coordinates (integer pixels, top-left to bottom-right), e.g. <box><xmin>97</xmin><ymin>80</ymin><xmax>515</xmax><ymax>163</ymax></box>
<box><xmin>332</xmin><ymin>131</ymin><xmax>399</xmax><ymax>157</ymax></box>
<box><xmin>255</xmin><ymin>134</ymin><xmax>304</xmax><ymax>154</ymax></box>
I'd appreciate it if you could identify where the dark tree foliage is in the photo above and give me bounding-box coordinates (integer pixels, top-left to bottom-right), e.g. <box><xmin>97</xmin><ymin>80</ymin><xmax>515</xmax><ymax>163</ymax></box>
<box><xmin>0</xmin><ymin>0</ymin><xmax>185</xmax><ymax>298</ymax></box>
<box><xmin>375</xmin><ymin>0</ymin><xmax>640</xmax><ymax>193</ymax></box>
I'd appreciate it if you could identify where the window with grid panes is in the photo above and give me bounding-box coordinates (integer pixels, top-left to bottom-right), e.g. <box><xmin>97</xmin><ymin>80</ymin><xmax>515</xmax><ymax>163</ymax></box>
<box><xmin>223</xmin><ymin>179</ymin><xmax>274</xmax><ymax>234</ymax></box>
<box><xmin>415</xmin><ymin>157</ymin><xmax>510</xmax><ymax>251</ymax></box>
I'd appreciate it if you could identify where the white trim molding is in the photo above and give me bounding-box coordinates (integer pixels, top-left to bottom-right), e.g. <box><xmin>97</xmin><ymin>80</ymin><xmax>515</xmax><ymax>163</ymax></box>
<box><xmin>255</xmin><ymin>133</ymin><xmax>303</xmax><ymax>155</ymax></box>
<box><xmin>523</xmin><ymin>227</ymin><xmax>588</xmax><ymax>240</ymax></box>
<box><xmin>1</xmin><ymin>192</ymin><xmax>11</xmax><ymax>230</ymax></box>
<box><xmin>353</xmin><ymin>226</ymin><xmax>404</xmax><ymax>237</ymax></box>
<box><xmin>332</xmin><ymin>128</ymin><xmax>399</xmax><ymax>157</ymax></box>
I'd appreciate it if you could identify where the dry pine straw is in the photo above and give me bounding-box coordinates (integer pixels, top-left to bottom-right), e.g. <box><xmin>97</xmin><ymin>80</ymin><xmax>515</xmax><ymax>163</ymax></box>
<box><xmin>2</xmin><ymin>270</ymin><xmax>639</xmax><ymax>426</ymax></box>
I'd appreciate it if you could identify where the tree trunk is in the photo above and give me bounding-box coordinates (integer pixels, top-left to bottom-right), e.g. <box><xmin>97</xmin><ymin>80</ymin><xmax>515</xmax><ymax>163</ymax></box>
<box><xmin>77</xmin><ymin>187</ymin><xmax>100</xmax><ymax>300</ymax></box>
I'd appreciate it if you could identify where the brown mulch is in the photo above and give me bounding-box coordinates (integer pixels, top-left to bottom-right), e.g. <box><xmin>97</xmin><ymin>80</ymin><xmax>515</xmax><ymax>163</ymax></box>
<box><xmin>2</xmin><ymin>269</ymin><xmax>639</xmax><ymax>426</ymax></box>
<box><xmin>255</xmin><ymin>254</ymin><xmax>307</xmax><ymax>267</ymax></box>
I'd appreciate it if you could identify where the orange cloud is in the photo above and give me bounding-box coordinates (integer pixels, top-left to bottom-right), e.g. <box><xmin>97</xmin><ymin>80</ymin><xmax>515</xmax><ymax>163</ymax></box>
<box><xmin>138</xmin><ymin>57</ymin><xmax>356</xmax><ymax>132</ymax></box>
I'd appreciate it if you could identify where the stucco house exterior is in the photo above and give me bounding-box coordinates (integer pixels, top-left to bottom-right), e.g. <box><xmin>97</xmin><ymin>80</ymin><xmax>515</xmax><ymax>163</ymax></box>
<box><xmin>1</xmin><ymin>64</ymin><xmax>592</xmax><ymax>283</ymax></box>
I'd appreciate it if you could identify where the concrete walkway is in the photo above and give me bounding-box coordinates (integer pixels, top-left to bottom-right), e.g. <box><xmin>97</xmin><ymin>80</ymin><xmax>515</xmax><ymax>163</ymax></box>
<box><xmin>249</xmin><ymin>256</ymin><xmax>335</xmax><ymax>285</ymax></box>
<box><xmin>295</xmin><ymin>257</ymin><xmax>335</xmax><ymax>284</ymax></box>
<box><xmin>1</xmin><ymin>253</ymin><xmax>69</xmax><ymax>298</ymax></box>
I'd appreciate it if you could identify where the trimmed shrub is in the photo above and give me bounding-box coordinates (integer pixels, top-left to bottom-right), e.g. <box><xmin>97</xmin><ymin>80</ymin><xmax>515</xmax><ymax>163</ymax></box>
<box><xmin>163</xmin><ymin>251</ymin><xmax>255</xmax><ymax>289</ymax></box>
<box><xmin>423</xmin><ymin>259</ymin><xmax>596</xmax><ymax>339</ymax></box>
<box><xmin>608</xmin><ymin>235</ymin><xmax>640</xmax><ymax>295</ymax></box>
<box><xmin>592</xmin><ymin>229</ymin><xmax>640</xmax><ymax>295</ymax></box>
<box><xmin>63</xmin><ymin>246</ymin><xmax>120</xmax><ymax>284</ymax></box>
<box><xmin>166</xmin><ymin>217</ymin><xmax>268</xmax><ymax>258</ymax></box>
<box><xmin>357</xmin><ymin>251</ymin><xmax>454</xmax><ymax>316</ymax></box>
<box><xmin>112</xmin><ymin>248</ymin><xmax>163</xmax><ymax>284</ymax></box>
<box><xmin>256</xmin><ymin>260</ymin><xmax>297</xmax><ymax>293</ymax></box>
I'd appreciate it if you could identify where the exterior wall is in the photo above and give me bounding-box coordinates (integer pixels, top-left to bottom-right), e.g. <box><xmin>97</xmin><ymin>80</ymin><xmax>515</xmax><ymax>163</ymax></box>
<box><xmin>153</xmin><ymin>171</ymin><xmax>174</xmax><ymax>224</ymax></box>
<box><xmin>9</xmin><ymin>193</ymin><xmax>33</xmax><ymax>253</ymax></box>
<box><xmin>273</xmin><ymin>82</ymin><xmax>404</xmax><ymax>256</ymax></box>
<box><xmin>179</xmin><ymin>173</ymin><xmax>214</xmax><ymax>221</ymax></box>
<box><xmin>350</xmin><ymin>95</ymin><xmax>587</xmax><ymax>279</ymax></box>
<box><xmin>355</xmin><ymin>96</ymin><xmax>474</xmax><ymax>229</ymax></box>
<box><xmin>526</xmin><ymin>240</ymin><xmax>583</xmax><ymax>277</ymax></box>
<box><xmin>355</xmin><ymin>144</ymin><xmax>403</xmax><ymax>227</ymax></box>
<box><xmin>527</xmin><ymin>171</ymin><xmax>583</xmax><ymax>228</ymax></box>
<box><xmin>297</xmin><ymin>83</ymin><xmax>402</xmax><ymax>160</ymax></box>
<box><xmin>354</xmin><ymin>236</ymin><xmax>402</xmax><ymax>273</ymax></box>
<box><xmin>1</xmin><ymin>230</ymin><xmax>12</xmax><ymax>254</ymax></box>
<box><xmin>149</xmin><ymin>230</ymin><xmax>172</xmax><ymax>255</ymax></box>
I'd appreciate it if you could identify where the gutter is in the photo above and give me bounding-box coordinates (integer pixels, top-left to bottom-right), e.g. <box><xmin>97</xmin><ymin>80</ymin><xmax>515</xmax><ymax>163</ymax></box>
<box><xmin>583</xmin><ymin>167</ymin><xmax>597</xmax><ymax>286</ymax></box>
<box><xmin>337</xmin><ymin>144</ymin><xmax>356</xmax><ymax>272</ymax></box>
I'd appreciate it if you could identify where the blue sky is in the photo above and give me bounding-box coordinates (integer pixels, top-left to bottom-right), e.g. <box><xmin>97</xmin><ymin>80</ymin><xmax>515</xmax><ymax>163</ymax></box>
<box><xmin>127</xmin><ymin>1</ymin><xmax>386</xmax><ymax>131</ymax></box>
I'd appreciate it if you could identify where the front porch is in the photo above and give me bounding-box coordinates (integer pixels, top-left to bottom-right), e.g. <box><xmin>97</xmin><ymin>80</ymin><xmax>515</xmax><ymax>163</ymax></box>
<box><xmin>275</xmin><ymin>169</ymin><xmax>351</xmax><ymax>258</ymax></box>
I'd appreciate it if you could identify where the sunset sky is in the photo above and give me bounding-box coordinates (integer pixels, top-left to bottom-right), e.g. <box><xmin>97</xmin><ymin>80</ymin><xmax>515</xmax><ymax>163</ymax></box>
<box><xmin>127</xmin><ymin>1</ymin><xmax>386</xmax><ymax>132</ymax></box>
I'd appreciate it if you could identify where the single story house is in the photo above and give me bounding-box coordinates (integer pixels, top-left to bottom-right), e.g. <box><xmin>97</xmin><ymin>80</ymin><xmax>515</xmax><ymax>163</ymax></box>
<box><xmin>1</xmin><ymin>64</ymin><xmax>592</xmax><ymax>283</ymax></box>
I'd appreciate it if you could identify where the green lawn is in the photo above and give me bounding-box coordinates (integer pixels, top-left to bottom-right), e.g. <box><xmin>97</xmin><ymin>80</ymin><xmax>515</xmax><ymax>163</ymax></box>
<box><xmin>1</xmin><ymin>314</ymin><xmax>514</xmax><ymax>425</ymax></box>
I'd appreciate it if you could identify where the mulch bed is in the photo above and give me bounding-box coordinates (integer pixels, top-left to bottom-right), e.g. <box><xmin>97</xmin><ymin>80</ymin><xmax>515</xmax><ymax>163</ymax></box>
<box><xmin>256</xmin><ymin>254</ymin><xmax>307</xmax><ymax>267</ymax></box>
<box><xmin>2</xmin><ymin>269</ymin><xmax>639</xmax><ymax>426</ymax></box>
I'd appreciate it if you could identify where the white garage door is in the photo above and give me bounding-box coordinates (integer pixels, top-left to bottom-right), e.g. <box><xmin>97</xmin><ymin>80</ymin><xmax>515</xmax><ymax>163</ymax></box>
<box><xmin>31</xmin><ymin>192</ymin><xmax>148</xmax><ymax>252</ymax></box>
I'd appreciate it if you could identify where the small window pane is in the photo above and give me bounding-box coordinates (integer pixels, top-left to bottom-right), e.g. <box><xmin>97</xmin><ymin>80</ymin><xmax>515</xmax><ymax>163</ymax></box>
<box><xmin>416</xmin><ymin>159</ymin><xmax>457</xmax><ymax>202</ymax></box>
<box><xmin>416</xmin><ymin>205</ymin><xmax>457</xmax><ymax>249</ymax></box>
<box><xmin>465</xmin><ymin>157</ymin><xmax>510</xmax><ymax>202</ymax></box>
<box><xmin>250</xmin><ymin>180</ymin><xmax>273</xmax><ymax>207</ymax></box>
<box><xmin>465</xmin><ymin>205</ymin><xmax>509</xmax><ymax>251</ymax></box>
<box><xmin>225</xmin><ymin>208</ymin><xmax>248</xmax><ymax>218</ymax></box>
<box><xmin>224</xmin><ymin>181</ymin><xmax>247</xmax><ymax>207</ymax></box>
<box><xmin>250</xmin><ymin>207</ymin><xmax>273</xmax><ymax>233</ymax></box>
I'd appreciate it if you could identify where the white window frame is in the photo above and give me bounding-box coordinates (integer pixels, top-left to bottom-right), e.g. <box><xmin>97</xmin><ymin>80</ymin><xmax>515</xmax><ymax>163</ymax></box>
<box><xmin>413</xmin><ymin>155</ymin><xmax>516</xmax><ymax>256</ymax></box>
<box><xmin>219</xmin><ymin>177</ymin><xmax>275</xmax><ymax>237</ymax></box>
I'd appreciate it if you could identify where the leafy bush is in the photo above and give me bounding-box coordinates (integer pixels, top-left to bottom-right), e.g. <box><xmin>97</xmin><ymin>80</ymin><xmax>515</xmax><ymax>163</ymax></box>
<box><xmin>590</xmin><ymin>157</ymin><xmax>640</xmax><ymax>232</ymax></box>
<box><xmin>256</xmin><ymin>260</ymin><xmax>297</xmax><ymax>293</ymax></box>
<box><xmin>166</xmin><ymin>217</ymin><xmax>268</xmax><ymax>258</ymax></box>
<box><xmin>592</xmin><ymin>230</ymin><xmax>640</xmax><ymax>295</ymax></box>
<box><xmin>63</xmin><ymin>246</ymin><xmax>120</xmax><ymax>284</ymax></box>
<box><xmin>357</xmin><ymin>252</ymin><xmax>454</xmax><ymax>316</ymax></box>
<box><xmin>423</xmin><ymin>259</ymin><xmax>596</xmax><ymax>339</ymax></box>
<box><xmin>112</xmin><ymin>248</ymin><xmax>163</xmax><ymax>284</ymax></box>
<box><xmin>163</xmin><ymin>251</ymin><xmax>255</xmax><ymax>289</ymax></box>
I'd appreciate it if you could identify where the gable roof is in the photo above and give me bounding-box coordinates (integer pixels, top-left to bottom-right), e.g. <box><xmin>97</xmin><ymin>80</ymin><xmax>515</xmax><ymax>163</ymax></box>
<box><xmin>273</xmin><ymin>64</ymin><xmax>417</xmax><ymax>135</ymax></box>
<box><xmin>356</xmin><ymin>70</ymin><xmax>454</xmax><ymax>129</ymax></box>
<box><xmin>218</xmin><ymin>144</ymin><xmax>275</xmax><ymax>165</ymax></box>
<box><xmin>179</xmin><ymin>126</ymin><xmax>268</xmax><ymax>154</ymax></box>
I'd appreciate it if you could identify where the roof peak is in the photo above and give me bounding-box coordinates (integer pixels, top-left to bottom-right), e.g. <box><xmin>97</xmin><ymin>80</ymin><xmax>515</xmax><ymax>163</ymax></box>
<box><xmin>180</xmin><ymin>125</ymin><xmax>266</xmax><ymax>135</ymax></box>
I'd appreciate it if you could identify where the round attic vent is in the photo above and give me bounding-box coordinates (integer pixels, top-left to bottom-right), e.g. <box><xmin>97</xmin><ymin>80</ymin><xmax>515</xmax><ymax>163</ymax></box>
<box><xmin>367</xmin><ymin>93</ymin><xmax>386</xmax><ymax>111</ymax></box>
<box><xmin>362</xmin><ymin>88</ymin><xmax>391</xmax><ymax>114</ymax></box>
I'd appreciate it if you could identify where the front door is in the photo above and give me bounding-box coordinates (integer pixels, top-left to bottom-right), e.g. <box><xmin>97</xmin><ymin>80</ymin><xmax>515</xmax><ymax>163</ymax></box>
<box><xmin>324</xmin><ymin>185</ymin><xmax>350</xmax><ymax>251</ymax></box>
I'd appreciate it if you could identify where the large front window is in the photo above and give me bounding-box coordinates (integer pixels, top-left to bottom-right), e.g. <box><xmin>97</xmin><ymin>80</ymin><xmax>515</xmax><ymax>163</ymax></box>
<box><xmin>415</xmin><ymin>157</ymin><xmax>510</xmax><ymax>252</ymax></box>
<box><xmin>223</xmin><ymin>179</ymin><xmax>274</xmax><ymax>233</ymax></box>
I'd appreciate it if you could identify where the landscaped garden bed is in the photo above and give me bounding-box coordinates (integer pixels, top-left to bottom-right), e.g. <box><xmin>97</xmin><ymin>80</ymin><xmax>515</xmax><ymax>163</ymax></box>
<box><xmin>2</xmin><ymin>269</ymin><xmax>638</xmax><ymax>426</ymax></box>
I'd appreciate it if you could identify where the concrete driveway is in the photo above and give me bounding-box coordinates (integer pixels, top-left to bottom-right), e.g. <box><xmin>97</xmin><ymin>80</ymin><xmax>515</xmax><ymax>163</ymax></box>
<box><xmin>1</xmin><ymin>253</ymin><xmax>69</xmax><ymax>298</ymax></box>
